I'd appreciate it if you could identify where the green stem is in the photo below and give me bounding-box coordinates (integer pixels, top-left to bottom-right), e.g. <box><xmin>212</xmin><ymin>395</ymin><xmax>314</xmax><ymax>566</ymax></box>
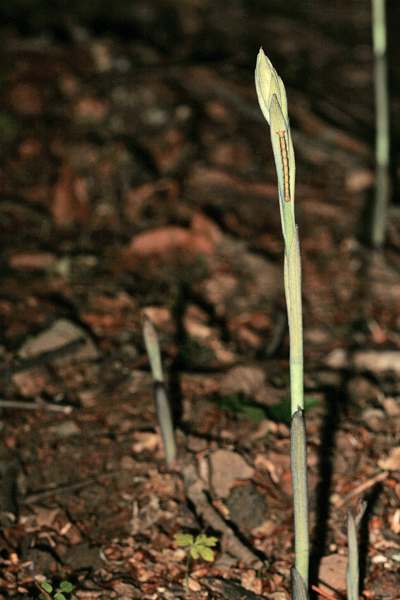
<box><xmin>371</xmin><ymin>0</ymin><xmax>390</xmax><ymax>248</ymax></box>
<box><xmin>290</xmin><ymin>407</ymin><xmax>309</xmax><ymax>586</ymax></box>
<box><xmin>255</xmin><ymin>48</ymin><xmax>309</xmax><ymax>592</ymax></box>
<box><xmin>285</xmin><ymin>229</ymin><xmax>304</xmax><ymax>416</ymax></box>
<box><xmin>185</xmin><ymin>552</ymin><xmax>190</xmax><ymax>595</ymax></box>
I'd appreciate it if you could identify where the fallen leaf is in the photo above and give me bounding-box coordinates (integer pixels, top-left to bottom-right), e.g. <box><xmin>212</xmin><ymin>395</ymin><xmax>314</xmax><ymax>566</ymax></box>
<box><xmin>7</xmin><ymin>82</ymin><xmax>44</xmax><ymax>116</ymax></box>
<box><xmin>132</xmin><ymin>432</ymin><xmax>160</xmax><ymax>453</ymax></box>
<box><xmin>33</xmin><ymin>507</ymin><xmax>59</xmax><ymax>528</ymax></box>
<box><xmin>188</xmin><ymin>577</ymin><xmax>202</xmax><ymax>592</ymax></box>
<box><xmin>51</xmin><ymin>163</ymin><xmax>90</xmax><ymax>227</ymax></box>
<box><xmin>9</xmin><ymin>252</ymin><xmax>57</xmax><ymax>270</ymax></box>
<box><xmin>241</xmin><ymin>570</ymin><xmax>262</xmax><ymax>595</ymax></box>
<box><xmin>73</xmin><ymin>95</ymin><xmax>109</xmax><ymax>123</ymax></box>
<box><xmin>378</xmin><ymin>447</ymin><xmax>400</xmax><ymax>471</ymax></box>
<box><xmin>123</xmin><ymin>225</ymin><xmax>214</xmax><ymax>257</ymax></box>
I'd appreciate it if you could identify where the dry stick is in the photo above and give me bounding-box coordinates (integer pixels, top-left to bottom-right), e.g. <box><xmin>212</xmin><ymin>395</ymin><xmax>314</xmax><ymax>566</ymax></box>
<box><xmin>311</xmin><ymin>584</ymin><xmax>339</xmax><ymax>600</ymax></box>
<box><xmin>0</xmin><ymin>399</ymin><xmax>73</xmax><ymax>413</ymax></box>
<box><xmin>0</xmin><ymin>337</ymin><xmax>86</xmax><ymax>413</ymax></box>
<box><xmin>34</xmin><ymin>580</ymin><xmax>52</xmax><ymax>600</ymax></box>
<box><xmin>335</xmin><ymin>470</ymin><xmax>389</xmax><ymax>509</ymax></box>
<box><xmin>0</xmin><ymin>337</ymin><xmax>86</xmax><ymax>379</ymax></box>
<box><xmin>21</xmin><ymin>470</ymin><xmax>125</xmax><ymax>505</ymax></box>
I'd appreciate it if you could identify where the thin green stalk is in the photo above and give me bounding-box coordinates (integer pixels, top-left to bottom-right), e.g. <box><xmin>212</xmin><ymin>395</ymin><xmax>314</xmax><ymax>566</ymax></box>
<box><xmin>347</xmin><ymin>501</ymin><xmax>366</xmax><ymax>600</ymax></box>
<box><xmin>143</xmin><ymin>314</ymin><xmax>177</xmax><ymax>468</ymax></box>
<box><xmin>255</xmin><ymin>49</ymin><xmax>308</xmax><ymax>591</ymax></box>
<box><xmin>371</xmin><ymin>0</ymin><xmax>390</xmax><ymax>248</ymax></box>
<box><xmin>185</xmin><ymin>551</ymin><xmax>190</xmax><ymax>595</ymax></box>
<box><xmin>255</xmin><ymin>49</ymin><xmax>303</xmax><ymax>416</ymax></box>
<box><xmin>346</xmin><ymin>511</ymin><xmax>359</xmax><ymax>600</ymax></box>
<box><xmin>285</xmin><ymin>228</ymin><xmax>304</xmax><ymax>417</ymax></box>
<box><xmin>290</xmin><ymin>407</ymin><xmax>309</xmax><ymax>586</ymax></box>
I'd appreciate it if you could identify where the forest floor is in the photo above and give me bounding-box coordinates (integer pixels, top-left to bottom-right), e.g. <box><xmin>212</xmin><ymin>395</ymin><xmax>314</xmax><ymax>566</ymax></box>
<box><xmin>0</xmin><ymin>1</ymin><xmax>399</xmax><ymax>599</ymax></box>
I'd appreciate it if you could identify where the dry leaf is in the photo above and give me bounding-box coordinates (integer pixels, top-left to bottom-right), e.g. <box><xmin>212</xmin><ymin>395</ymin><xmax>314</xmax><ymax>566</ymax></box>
<box><xmin>378</xmin><ymin>447</ymin><xmax>400</xmax><ymax>471</ymax></box>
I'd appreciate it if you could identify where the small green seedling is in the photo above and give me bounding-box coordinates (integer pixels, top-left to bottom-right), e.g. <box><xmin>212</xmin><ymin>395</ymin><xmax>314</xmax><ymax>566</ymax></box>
<box><xmin>256</xmin><ymin>559</ymin><xmax>271</xmax><ymax>581</ymax></box>
<box><xmin>39</xmin><ymin>581</ymin><xmax>73</xmax><ymax>600</ymax></box>
<box><xmin>213</xmin><ymin>393</ymin><xmax>266</xmax><ymax>422</ymax></box>
<box><xmin>174</xmin><ymin>532</ymin><xmax>217</xmax><ymax>593</ymax></box>
<box><xmin>268</xmin><ymin>394</ymin><xmax>319</xmax><ymax>427</ymax></box>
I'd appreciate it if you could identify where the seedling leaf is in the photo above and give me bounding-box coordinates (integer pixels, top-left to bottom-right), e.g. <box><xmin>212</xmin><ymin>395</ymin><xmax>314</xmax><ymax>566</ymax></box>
<box><xmin>60</xmin><ymin>581</ymin><xmax>73</xmax><ymax>593</ymax></box>
<box><xmin>199</xmin><ymin>535</ymin><xmax>217</xmax><ymax>547</ymax></box>
<box><xmin>198</xmin><ymin>546</ymin><xmax>214</xmax><ymax>561</ymax></box>
<box><xmin>174</xmin><ymin>532</ymin><xmax>194</xmax><ymax>546</ymax></box>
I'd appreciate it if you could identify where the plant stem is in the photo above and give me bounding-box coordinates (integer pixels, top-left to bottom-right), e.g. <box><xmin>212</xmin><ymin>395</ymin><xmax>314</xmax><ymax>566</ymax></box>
<box><xmin>291</xmin><ymin>407</ymin><xmax>309</xmax><ymax>586</ymax></box>
<box><xmin>285</xmin><ymin>228</ymin><xmax>304</xmax><ymax>416</ymax></box>
<box><xmin>371</xmin><ymin>0</ymin><xmax>390</xmax><ymax>248</ymax></box>
<box><xmin>185</xmin><ymin>552</ymin><xmax>190</xmax><ymax>595</ymax></box>
<box><xmin>255</xmin><ymin>48</ymin><xmax>309</xmax><ymax>591</ymax></box>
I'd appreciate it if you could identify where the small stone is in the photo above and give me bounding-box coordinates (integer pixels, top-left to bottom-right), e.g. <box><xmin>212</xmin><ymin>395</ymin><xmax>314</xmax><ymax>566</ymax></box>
<box><xmin>188</xmin><ymin>578</ymin><xmax>201</xmax><ymax>592</ymax></box>
<box><xmin>382</xmin><ymin>397</ymin><xmax>400</xmax><ymax>417</ymax></box>
<box><xmin>361</xmin><ymin>408</ymin><xmax>386</xmax><ymax>432</ymax></box>
<box><xmin>220</xmin><ymin>366</ymin><xmax>265</xmax><ymax>397</ymax></box>
<box><xmin>50</xmin><ymin>420</ymin><xmax>80</xmax><ymax>437</ymax></box>
<box><xmin>186</xmin><ymin>435</ymin><xmax>208</xmax><ymax>453</ymax></box>
<box><xmin>227</xmin><ymin>483</ymin><xmax>268</xmax><ymax>533</ymax></box>
<box><xmin>22</xmin><ymin>547</ymin><xmax>54</xmax><ymax>574</ymax></box>
<box><xmin>354</xmin><ymin>351</ymin><xmax>400</xmax><ymax>374</ymax></box>
<box><xmin>378</xmin><ymin>447</ymin><xmax>400</xmax><ymax>471</ymax></box>
<box><xmin>324</xmin><ymin>348</ymin><xmax>347</xmax><ymax>369</ymax></box>
<box><xmin>63</xmin><ymin>541</ymin><xmax>103</xmax><ymax>570</ymax></box>
<box><xmin>209</xmin><ymin>450</ymin><xmax>254</xmax><ymax>498</ymax></box>
<box><xmin>78</xmin><ymin>389</ymin><xmax>98</xmax><ymax>408</ymax></box>
<box><xmin>18</xmin><ymin>318</ymin><xmax>99</xmax><ymax>364</ymax></box>
<box><xmin>318</xmin><ymin>554</ymin><xmax>347</xmax><ymax>594</ymax></box>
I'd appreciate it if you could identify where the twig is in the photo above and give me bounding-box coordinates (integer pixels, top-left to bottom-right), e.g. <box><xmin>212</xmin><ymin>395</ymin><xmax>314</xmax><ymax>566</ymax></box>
<box><xmin>34</xmin><ymin>580</ymin><xmax>52</xmax><ymax>600</ymax></box>
<box><xmin>311</xmin><ymin>584</ymin><xmax>338</xmax><ymax>600</ymax></box>
<box><xmin>335</xmin><ymin>471</ymin><xmax>389</xmax><ymax>508</ymax></box>
<box><xmin>21</xmin><ymin>470</ymin><xmax>125</xmax><ymax>505</ymax></box>
<box><xmin>0</xmin><ymin>336</ymin><xmax>86</xmax><ymax>379</ymax></box>
<box><xmin>0</xmin><ymin>399</ymin><xmax>73</xmax><ymax>413</ymax></box>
